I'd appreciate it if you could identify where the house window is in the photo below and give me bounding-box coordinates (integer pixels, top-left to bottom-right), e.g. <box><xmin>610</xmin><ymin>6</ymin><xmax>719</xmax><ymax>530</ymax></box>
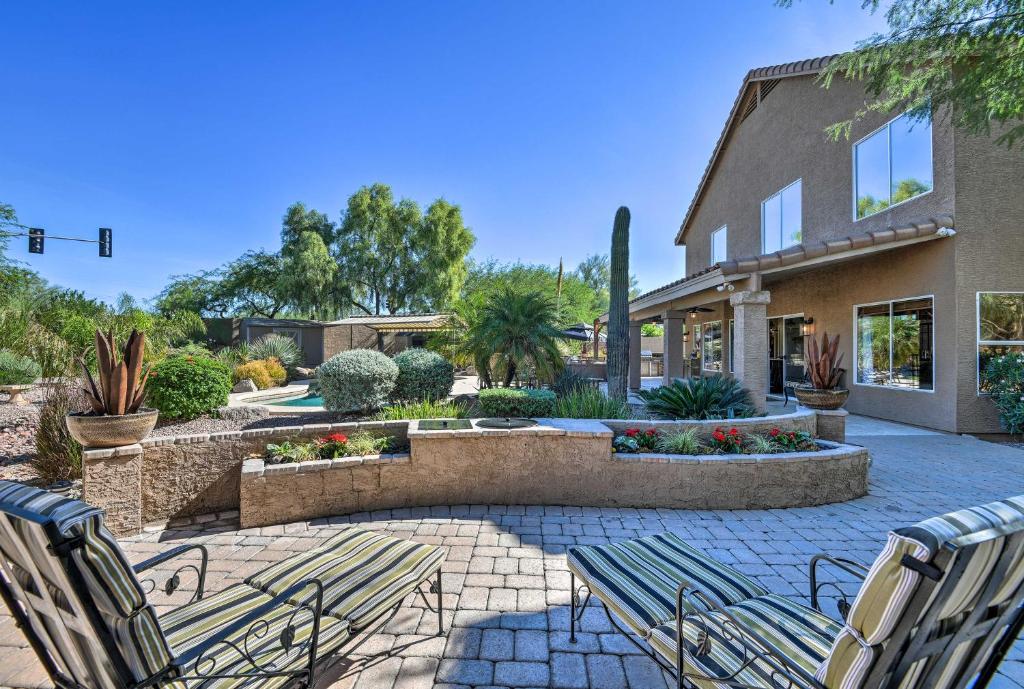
<box><xmin>855</xmin><ymin>297</ymin><xmax>934</xmax><ymax>390</ymax></box>
<box><xmin>761</xmin><ymin>180</ymin><xmax>802</xmax><ymax>253</ymax></box>
<box><xmin>978</xmin><ymin>293</ymin><xmax>1024</xmax><ymax>392</ymax></box>
<box><xmin>728</xmin><ymin>319</ymin><xmax>735</xmax><ymax>372</ymax></box>
<box><xmin>854</xmin><ymin>111</ymin><xmax>933</xmax><ymax>219</ymax></box>
<box><xmin>711</xmin><ymin>226</ymin><xmax>727</xmax><ymax>264</ymax></box>
<box><xmin>702</xmin><ymin>320</ymin><xmax>723</xmax><ymax>372</ymax></box>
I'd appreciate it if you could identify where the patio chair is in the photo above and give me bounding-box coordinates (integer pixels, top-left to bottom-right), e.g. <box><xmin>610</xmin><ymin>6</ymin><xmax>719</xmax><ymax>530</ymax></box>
<box><xmin>0</xmin><ymin>480</ymin><xmax>446</xmax><ymax>689</ymax></box>
<box><xmin>567</xmin><ymin>495</ymin><xmax>1024</xmax><ymax>689</ymax></box>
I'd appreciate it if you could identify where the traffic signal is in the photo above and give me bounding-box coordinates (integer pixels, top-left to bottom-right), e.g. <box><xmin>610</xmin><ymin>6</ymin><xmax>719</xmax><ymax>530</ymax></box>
<box><xmin>99</xmin><ymin>228</ymin><xmax>112</xmax><ymax>257</ymax></box>
<box><xmin>28</xmin><ymin>228</ymin><xmax>44</xmax><ymax>254</ymax></box>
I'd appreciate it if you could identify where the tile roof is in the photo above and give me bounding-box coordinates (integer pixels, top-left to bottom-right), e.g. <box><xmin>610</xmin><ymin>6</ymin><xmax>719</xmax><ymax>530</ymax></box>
<box><xmin>631</xmin><ymin>214</ymin><xmax>954</xmax><ymax>306</ymax></box>
<box><xmin>674</xmin><ymin>54</ymin><xmax>839</xmax><ymax>246</ymax></box>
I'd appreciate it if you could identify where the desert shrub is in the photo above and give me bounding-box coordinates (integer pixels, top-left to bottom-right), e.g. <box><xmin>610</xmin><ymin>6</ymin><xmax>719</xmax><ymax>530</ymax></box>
<box><xmin>262</xmin><ymin>357</ymin><xmax>288</xmax><ymax>387</ymax></box>
<box><xmin>638</xmin><ymin>374</ymin><xmax>755</xmax><ymax>420</ymax></box>
<box><xmin>318</xmin><ymin>349</ymin><xmax>399</xmax><ymax>413</ymax></box>
<box><xmin>551</xmin><ymin>368</ymin><xmax>593</xmax><ymax>397</ymax></box>
<box><xmin>552</xmin><ymin>387</ymin><xmax>632</xmax><ymax>419</ymax></box>
<box><xmin>33</xmin><ymin>379</ymin><xmax>86</xmax><ymax>483</ymax></box>
<box><xmin>656</xmin><ymin>428</ymin><xmax>701</xmax><ymax>455</ymax></box>
<box><xmin>341</xmin><ymin>430</ymin><xmax>392</xmax><ymax>456</ymax></box>
<box><xmin>478</xmin><ymin>388</ymin><xmax>556</xmax><ymax>417</ymax></box>
<box><xmin>249</xmin><ymin>334</ymin><xmax>303</xmax><ymax>369</ymax></box>
<box><xmin>392</xmin><ymin>349</ymin><xmax>454</xmax><ymax>402</ymax></box>
<box><xmin>233</xmin><ymin>360</ymin><xmax>273</xmax><ymax>390</ymax></box>
<box><xmin>147</xmin><ymin>355</ymin><xmax>232</xmax><ymax>420</ymax></box>
<box><xmin>374</xmin><ymin>399</ymin><xmax>469</xmax><ymax>420</ymax></box>
<box><xmin>986</xmin><ymin>353</ymin><xmax>1024</xmax><ymax>434</ymax></box>
<box><xmin>0</xmin><ymin>350</ymin><xmax>42</xmax><ymax>385</ymax></box>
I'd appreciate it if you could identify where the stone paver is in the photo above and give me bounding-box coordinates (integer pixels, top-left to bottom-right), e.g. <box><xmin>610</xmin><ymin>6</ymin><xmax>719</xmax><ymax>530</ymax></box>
<box><xmin>1</xmin><ymin>432</ymin><xmax>1024</xmax><ymax>688</ymax></box>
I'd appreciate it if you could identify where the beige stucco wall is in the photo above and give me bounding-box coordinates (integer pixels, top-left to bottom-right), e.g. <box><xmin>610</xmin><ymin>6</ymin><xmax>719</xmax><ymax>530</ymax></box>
<box><xmin>681</xmin><ymin>75</ymin><xmax>955</xmax><ymax>276</ymax></box>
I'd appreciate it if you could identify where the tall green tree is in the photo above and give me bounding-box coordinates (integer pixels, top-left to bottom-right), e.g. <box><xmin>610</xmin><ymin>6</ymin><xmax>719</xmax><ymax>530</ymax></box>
<box><xmin>574</xmin><ymin>253</ymin><xmax>640</xmax><ymax>315</ymax></box>
<box><xmin>281</xmin><ymin>202</ymin><xmax>336</xmax><ymax>247</ymax></box>
<box><xmin>462</xmin><ymin>259</ymin><xmax>602</xmax><ymax>327</ymax></box>
<box><xmin>279</xmin><ymin>231</ymin><xmax>337</xmax><ymax>319</ymax></box>
<box><xmin>155</xmin><ymin>272</ymin><xmax>227</xmax><ymax>317</ymax></box>
<box><xmin>0</xmin><ymin>203</ymin><xmax>17</xmax><ymax>264</ymax></box>
<box><xmin>335</xmin><ymin>184</ymin><xmax>475</xmax><ymax>315</ymax></box>
<box><xmin>790</xmin><ymin>0</ymin><xmax>1024</xmax><ymax>148</ymax></box>
<box><xmin>218</xmin><ymin>250</ymin><xmax>289</xmax><ymax>318</ymax></box>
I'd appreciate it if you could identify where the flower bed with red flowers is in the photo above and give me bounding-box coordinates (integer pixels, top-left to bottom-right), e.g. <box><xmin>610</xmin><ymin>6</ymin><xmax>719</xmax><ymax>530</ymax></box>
<box><xmin>612</xmin><ymin>426</ymin><xmax>818</xmax><ymax>455</ymax></box>
<box><xmin>265</xmin><ymin>430</ymin><xmax>397</xmax><ymax>464</ymax></box>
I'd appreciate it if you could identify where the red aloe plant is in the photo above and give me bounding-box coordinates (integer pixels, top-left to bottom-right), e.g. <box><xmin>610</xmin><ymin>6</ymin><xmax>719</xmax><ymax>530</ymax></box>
<box><xmin>807</xmin><ymin>332</ymin><xmax>844</xmax><ymax>390</ymax></box>
<box><xmin>81</xmin><ymin>330</ymin><xmax>149</xmax><ymax>415</ymax></box>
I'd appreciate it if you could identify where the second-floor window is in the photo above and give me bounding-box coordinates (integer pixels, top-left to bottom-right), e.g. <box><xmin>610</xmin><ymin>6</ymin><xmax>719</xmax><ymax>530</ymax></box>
<box><xmin>854</xmin><ymin>111</ymin><xmax>933</xmax><ymax>220</ymax></box>
<box><xmin>711</xmin><ymin>225</ymin><xmax>727</xmax><ymax>264</ymax></box>
<box><xmin>762</xmin><ymin>179</ymin><xmax>802</xmax><ymax>253</ymax></box>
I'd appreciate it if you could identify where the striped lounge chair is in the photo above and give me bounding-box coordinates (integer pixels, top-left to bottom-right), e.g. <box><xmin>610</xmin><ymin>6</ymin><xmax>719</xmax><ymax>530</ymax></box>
<box><xmin>0</xmin><ymin>481</ymin><xmax>446</xmax><ymax>689</ymax></box>
<box><xmin>566</xmin><ymin>495</ymin><xmax>1024</xmax><ymax>689</ymax></box>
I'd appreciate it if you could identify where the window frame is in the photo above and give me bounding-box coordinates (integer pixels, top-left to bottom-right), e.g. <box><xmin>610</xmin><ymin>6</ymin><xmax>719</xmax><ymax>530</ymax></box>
<box><xmin>710</xmin><ymin>226</ymin><xmax>727</xmax><ymax>265</ymax></box>
<box><xmin>702</xmin><ymin>319</ymin><xmax>723</xmax><ymax>373</ymax></box>
<box><xmin>852</xmin><ymin>110</ymin><xmax>934</xmax><ymax>222</ymax></box>
<box><xmin>852</xmin><ymin>294</ymin><xmax>935</xmax><ymax>393</ymax></box>
<box><xmin>761</xmin><ymin>179</ymin><xmax>802</xmax><ymax>254</ymax></box>
<box><xmin>976</xmin><ymin>291</ymin><xmax>1024</xmax><ymax>395</ymax></box>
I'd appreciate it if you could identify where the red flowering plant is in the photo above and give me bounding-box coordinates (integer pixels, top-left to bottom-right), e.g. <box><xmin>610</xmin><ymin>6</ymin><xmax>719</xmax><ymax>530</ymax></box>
<box><xmin>317</xmin><ymin>433</ymin><xmax>350</xmax><ymax>459</ymax></box>
<box><xmin>708</xmin><ymin>427</ymin><xmax>743</xmax><ymax>453</ymax></box>
<box><xmin>613</xmin><ymin>428</ymin><xmax>660</xmax><ymax>453</ymax></box>
<box><xmin>771</xmin><ymin>429</ymin><xmax>815</xmax><ymax>452</ymax></box>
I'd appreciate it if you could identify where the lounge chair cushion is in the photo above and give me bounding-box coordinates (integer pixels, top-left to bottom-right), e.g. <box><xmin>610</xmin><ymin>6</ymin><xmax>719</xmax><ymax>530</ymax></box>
<box><xmin>648</xmin><ymin>593</ymin><xmax>841</xmax><ymax>689</ymax></box>
<box><xmin>816</xmin><ymin>494</ymin><xmax>1024</xmax><ymax>688</ymax></box>
<box><xmin>160</xmin><ymin>583</ymin><xmax>350</xmax><ymax>689</ymax></box>
<box><xmin>245</xmin><ymin>526</ymin><xmax>445</xmax><ymax>629</ymax></box>
<box><xmin>0</xmin><ymin>482</ymin><xmax>174</xmax><ymax>682</ymax></box>
<box><xmin>567</xmin><ymin>532</ymin><xmax>767</xmax><ymax>637</ymax></box>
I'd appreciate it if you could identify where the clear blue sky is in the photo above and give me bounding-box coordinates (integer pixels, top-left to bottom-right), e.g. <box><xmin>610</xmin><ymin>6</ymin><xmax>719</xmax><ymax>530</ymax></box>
<box><xmin>1</xmin><ymin>2</ymin><xmax>887</xmax><ymax>305</ymax></box>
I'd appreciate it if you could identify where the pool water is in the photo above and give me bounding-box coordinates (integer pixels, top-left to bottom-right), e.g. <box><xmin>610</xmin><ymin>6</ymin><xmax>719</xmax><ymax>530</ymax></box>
<box><xmin>275</xmin><ymin>394</ymin><xmax>324</xmax><ymax>407</ymax></box>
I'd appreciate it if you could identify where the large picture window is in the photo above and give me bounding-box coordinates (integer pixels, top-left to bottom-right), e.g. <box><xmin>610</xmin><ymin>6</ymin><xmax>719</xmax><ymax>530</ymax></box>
<box><xmin>762</xmin><ymin>180</ymin><xmax>802</xmax><ymax>253</ymax></box>
<box><xmin>854</xmin><ymin>112</ymin><xmax>933</xmax><ymax>219</ymax></box>
<box><xmin>703</xmin><ymin>320</ymin><xmax>723</xmax><ymax>372</ymax></box>
<box><xmin>855</xmin><ymin>297</ymin><xmax>934</xmax><ymax>390</ymax></box>
<box><xmin>711</xmin><ymin>226</ymin><xmax>727</xmax><ymax>265</ymax></box>
<box><xmin>978</xmin><ymin>293</ymin><xmax>1024</xmax><ymax>392</ymax></box>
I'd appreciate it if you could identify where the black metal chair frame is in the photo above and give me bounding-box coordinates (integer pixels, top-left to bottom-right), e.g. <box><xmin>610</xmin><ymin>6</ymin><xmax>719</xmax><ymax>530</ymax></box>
<box><xmin>569</xmin><ymin>523</ymin><xmax>1024</xmax><ymax>689</ymax></box>
<box><xmin>0</xmin><ymin>502</ymin><xmax>444</xmax><ymax>689</ymax></box>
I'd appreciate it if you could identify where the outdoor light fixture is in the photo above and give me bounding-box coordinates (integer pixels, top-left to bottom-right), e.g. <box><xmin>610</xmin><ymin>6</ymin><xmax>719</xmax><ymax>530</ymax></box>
<box><xmin>716</xmin><ymin>282</ymin><xmax>736</xmax><ymax>292</ymax></box>
<box><xmin>801</xmin><ymin>317</ymin><xmax>815</xmax><ymax>336</ymax></box>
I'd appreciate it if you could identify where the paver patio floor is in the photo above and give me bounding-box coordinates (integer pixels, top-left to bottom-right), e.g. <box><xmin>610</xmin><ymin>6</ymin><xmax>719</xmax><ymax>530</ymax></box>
<box><xmin>1</xmin><ymin>428</ymin><xmax>1023</xmax><ymax>688</ymax></box>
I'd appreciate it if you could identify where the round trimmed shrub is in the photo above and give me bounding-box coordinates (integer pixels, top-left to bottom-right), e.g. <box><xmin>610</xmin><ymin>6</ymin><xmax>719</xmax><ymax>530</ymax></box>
<box><xmin>147</xmin><ymin>355</ymin><xmax>232</xmax><ymax>420</ymax></box>
<box><xmin>392</xmin><ymin>349</ymin><xmax>454</xmax><ymax>402</ymax></box>
<box><xmin>478</xmin><ymin>388</ymin><xmax>556</xmax><ymax>417</ymax></box>
<box><xmin>318</xmin><ymin>349</ymin><xmax>399</xmax><ymax>413</ymax></box>
<box><xmin>0</xmin><ymin>350</ymin><xmax>42</xmax><ymax>386</ymax></box>
<box><xmin>233</xmin><ymin>361</ymin><xmax>273</xmax><ymax>390</ymax></box>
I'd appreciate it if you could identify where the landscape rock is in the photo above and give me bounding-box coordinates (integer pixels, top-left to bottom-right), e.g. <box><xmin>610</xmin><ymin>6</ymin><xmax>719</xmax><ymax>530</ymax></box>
<box><xmin>294</xmin><ymin>367</ymin><xmax>316</xmax><ymax>379</ymax></box>
<box><xmin>232</xmin><ymin>379</ymin><xmax>258</xmax><ymax>393</ymax></box>
<box><xmin>216</xmin><ymin>404</ymin><xmax>271</xmax><ymax>422</ymax></box>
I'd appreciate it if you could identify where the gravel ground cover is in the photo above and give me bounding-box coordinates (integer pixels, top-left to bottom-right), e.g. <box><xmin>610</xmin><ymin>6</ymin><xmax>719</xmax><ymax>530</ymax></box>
<box><xmin>0</xmin><ymin>387</ymin><xmax>45</xmax><ymax>483</ymax></box>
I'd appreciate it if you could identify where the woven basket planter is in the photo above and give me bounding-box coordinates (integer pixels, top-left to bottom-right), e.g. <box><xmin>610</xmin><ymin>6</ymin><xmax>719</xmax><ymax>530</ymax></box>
<box><xmin>66</xmin><ymin>408</ymin><xmax>159</xmax><ymax>448</ymax></box>
<box><xmin>793</xmin><ymin>387</ymin><xmax>850</xmax><ymax>411</ymax></box>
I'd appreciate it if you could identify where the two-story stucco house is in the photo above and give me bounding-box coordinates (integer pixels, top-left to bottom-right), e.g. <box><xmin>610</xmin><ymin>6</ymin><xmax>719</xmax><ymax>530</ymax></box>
<box><xmin>609</xmin><ymin>55</ymin><xmax>1024</xmax><ymax>433</ymax></box>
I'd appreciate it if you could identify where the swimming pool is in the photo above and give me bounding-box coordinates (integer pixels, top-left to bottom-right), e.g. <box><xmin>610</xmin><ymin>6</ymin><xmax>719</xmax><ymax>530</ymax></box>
<box><xmin>274</xmin><ymin>394</ymin><xmax>324</xmax><ymax>407</ymax></box>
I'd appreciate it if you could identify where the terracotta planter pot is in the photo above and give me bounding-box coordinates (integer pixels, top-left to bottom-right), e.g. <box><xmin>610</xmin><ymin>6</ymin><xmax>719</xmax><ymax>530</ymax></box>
<box><xmin>65</xmin><ymin>408</ymin><xmax>159</xmax><ymax>448</ymax></box>
<box><xmin>793</xmin><ymin>387</ymin><xmax>850</xmax><ymax>411</ymax></box>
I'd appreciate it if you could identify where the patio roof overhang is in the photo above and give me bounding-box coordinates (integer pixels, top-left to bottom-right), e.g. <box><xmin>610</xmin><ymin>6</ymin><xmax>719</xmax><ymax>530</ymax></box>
<box><xmin>600</xmin><ymin>214</ymin><xmax>955</xmax><ymax>324</ymax></box>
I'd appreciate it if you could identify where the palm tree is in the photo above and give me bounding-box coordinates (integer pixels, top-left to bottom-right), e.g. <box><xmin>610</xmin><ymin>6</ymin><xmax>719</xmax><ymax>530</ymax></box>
<box><xmin>463</xmin><ymin>286</ymin><xmax>564</xmax><ymax>388</ymax></box>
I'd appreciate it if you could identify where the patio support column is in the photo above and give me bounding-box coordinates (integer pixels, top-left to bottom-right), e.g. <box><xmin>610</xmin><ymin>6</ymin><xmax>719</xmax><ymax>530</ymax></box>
<box><xmin>663</xmin><ymin>311</ymin><xmax>686</xmax><ymax>385</ymax></box>
<box><xmin>628</xmin><ymin>321</ymin><xmax>642</xmax><ymax>391</ymax></box>
<box><xmin>730</xmin><ymin>290</ymin><xmax>771</xmax><ymax>414</ymax></box>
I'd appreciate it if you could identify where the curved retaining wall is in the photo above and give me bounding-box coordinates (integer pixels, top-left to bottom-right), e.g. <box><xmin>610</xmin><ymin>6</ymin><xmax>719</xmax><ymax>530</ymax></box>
<box><xmin>238</xmin><ymin>418</ymin><xmax>868</xmax><ymax>529</ymax></box>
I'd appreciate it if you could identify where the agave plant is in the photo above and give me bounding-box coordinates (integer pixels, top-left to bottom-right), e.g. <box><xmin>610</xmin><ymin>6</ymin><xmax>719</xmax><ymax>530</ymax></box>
<box><xmin>807</xmin><ymin>332</ymin><xmax>844</xmax><ymax>390</ymax></box>
<box><xmin>638</xmin><ymin>374</ymin><xmax>755</xmax><ymax>420</ymax></box>
<box><xmin>81</xmin><ymin>330</ymin><xmax>149</xmax><ymax>416</ymax></box>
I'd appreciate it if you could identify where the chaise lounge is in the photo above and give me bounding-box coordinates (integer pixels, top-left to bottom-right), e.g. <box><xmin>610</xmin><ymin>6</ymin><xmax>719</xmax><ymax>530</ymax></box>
<box><xmin>0</xmin><ymin>481</ymin><xmax>446</xmax><ymax>689</ymax></box>
<box><xmin>567</xmin><ymin>495</ymin><xmax>1024</xmax><ymax>689</ymax></box>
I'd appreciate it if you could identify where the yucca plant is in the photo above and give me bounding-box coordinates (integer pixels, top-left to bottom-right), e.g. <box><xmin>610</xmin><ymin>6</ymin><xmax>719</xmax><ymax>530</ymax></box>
<box><xmin>638</xmin><ymin>374</ymin><xmax>755</xmax><ymax>420</ymax></box>
<box><xmin>81</xmin><ymin>330</ymin><xmax>149</xmax><ymax>415</ymax></box>
<box><xmin>807</xmin><ymin>332</ymin><xmax>844</xmax><ymax>390</ymax></box>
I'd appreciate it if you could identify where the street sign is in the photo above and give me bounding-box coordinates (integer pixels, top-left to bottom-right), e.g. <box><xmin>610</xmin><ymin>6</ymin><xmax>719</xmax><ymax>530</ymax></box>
<box><xmin>28</xmin><ymin>228</ymin><xmax>44</xmax><ymax>254</ymax></box>
<box><xmin>99</xmin><ymin>227</ymin><xmax>112</xmax><ymax>257</ymax></box>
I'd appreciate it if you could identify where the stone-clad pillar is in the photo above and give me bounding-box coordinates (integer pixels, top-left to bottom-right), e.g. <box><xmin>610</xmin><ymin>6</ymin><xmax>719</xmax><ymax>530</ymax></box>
<box><xmin>82</xmin><ymin>444</ymin><xmax>143</xmax><ymax>537</ymax></box>
<box><xmin>730</xmin><ymin>290</ymin><xmax>771</xmax><ymax>414</ymax></box>
<box><xmin>628</xmin><ymin>321</ymin><xmax>642</xmax><ymax>391</ymax></box>
<box><xmin>663</xmin><ymin>311</ymin><xmax>686</xmax><ymax>385</ymax></box>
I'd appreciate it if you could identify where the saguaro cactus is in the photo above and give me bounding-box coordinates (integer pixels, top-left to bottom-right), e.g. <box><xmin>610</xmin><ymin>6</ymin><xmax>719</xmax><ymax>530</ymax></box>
<box><xmin>606</xmin><ymin>206</ymin><xmax>630</xmax><ymax>401</ymax></box>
